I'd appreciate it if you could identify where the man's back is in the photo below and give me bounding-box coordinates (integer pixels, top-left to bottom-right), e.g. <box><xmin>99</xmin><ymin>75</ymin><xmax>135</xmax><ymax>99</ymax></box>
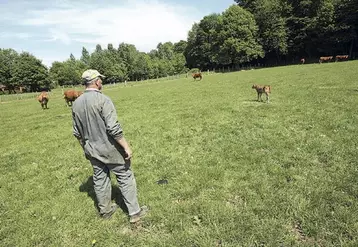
<box><xmin>72</xmin><ymin>89</ymin><xmax>126</xmax><ymax>164</ymax></box>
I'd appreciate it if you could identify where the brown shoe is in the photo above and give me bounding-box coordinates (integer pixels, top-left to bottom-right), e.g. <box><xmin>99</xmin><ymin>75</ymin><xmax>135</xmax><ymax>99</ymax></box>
<box><xmin>129</xmin><ymin>206</ymin><xmax>149</xmax><ymax>223</ymax></box>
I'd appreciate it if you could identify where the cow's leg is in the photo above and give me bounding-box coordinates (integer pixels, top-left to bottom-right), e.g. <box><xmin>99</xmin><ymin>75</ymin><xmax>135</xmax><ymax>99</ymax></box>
<box><xmin>266</xmin><ymin>93</ymin><xmax>270</xmax><ymax>103</ymax></box>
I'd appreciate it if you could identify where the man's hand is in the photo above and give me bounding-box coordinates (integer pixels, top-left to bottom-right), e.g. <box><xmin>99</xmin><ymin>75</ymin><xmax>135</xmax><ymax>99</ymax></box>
<box><xmin>124</xmin><ymin>147</ymin><xmax>132</xmax><ymax>160</ymax></box>
<box><xmin>116</xmin><ymin>137</ymin><xmax>132</xmax><ymax>160</ymax></box>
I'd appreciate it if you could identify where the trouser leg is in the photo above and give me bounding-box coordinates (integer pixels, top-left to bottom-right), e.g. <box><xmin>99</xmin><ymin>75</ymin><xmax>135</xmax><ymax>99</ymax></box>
<box><xmin>109</xmin><ymin>161</ymin><xmax>141</xmax><ymax>216</ymax></box>
<box><xmin>90</xmin><ymin>159</ymin><xmax>113</xmax><ymax>215</ymax></box>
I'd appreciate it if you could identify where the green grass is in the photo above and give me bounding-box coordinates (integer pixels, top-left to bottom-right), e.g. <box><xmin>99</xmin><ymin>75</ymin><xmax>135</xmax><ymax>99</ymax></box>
<box><xmin>1</xmin><ymin>61</ymin><xmax>358</xmax><ymax>246</ymax></box>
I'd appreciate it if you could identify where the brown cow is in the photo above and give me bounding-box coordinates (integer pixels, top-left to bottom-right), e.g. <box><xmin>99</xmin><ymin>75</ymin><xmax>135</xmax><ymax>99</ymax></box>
<box><xmin>37</xmin><ymin>91</ymin><xmax>49</xmax><ymax>109</ymax></box>
<box><xmin>300</xmin><ymin>58</ymin><xmax>305</xmax><ymax>64</ymax></box>
<box><xmin>192</xmin><ymin>72</ymin><xmax>202</xmax><ymax>81</ymax></box>
<box><xmin>335</xmin><ymin>55</ymin><xmax>349</xmax><ymax>62</ymax></box>
<box><xmin>319</xmin><ymin>56</ymin><xmax>333</xmax><ymax>64</ymax></box>
<box><xmin>252</xmin><ymin>84</ymin><xmax>271</xmax><ymax>103</ymax></box>
<box><xmin>64</xmin><ymin>90</ymin><xmax>83</xmax><ymax>107</ymax></box>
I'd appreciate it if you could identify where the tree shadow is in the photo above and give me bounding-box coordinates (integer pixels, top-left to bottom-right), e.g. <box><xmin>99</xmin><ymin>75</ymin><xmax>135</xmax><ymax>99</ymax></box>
<box><xmin>79</xmin><ymin>176</ymin><xmax>129</xmax><ymax>214</ymax></box>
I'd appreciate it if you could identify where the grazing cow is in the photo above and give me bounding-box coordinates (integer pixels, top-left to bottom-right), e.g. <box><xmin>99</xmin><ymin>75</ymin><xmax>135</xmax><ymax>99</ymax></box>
<box><xmin>335</xmin><ymin>55</ymin><xmax>349</xmax><ymax>62</ymax></box>
<box><xmin>300</xmin><ymin>58</ymin><xmax>305</xmax><ymax>64</ymax></box>
<box><xmin>64</xmin><ymin>90</ymin><xmax>83</xmax><ymax>107</ymax></box>
<box><xmin>192</xmin><ymin>72</ymin><xmax>202</xmax><ymax>81</ymax></box>
<box><xmin>37</xmin><ymin>91</ymin><xmax>49</xmax><ymax>109</ymax></box>
<box><xmin>319</xmin><ymin>56</ymin><xmax>333</xmax><ymax>63</ymax></box>
<box><xmin>252</xmin><ymin>84</ymin><xmax>271</xmax><ymax>103</ymax></box>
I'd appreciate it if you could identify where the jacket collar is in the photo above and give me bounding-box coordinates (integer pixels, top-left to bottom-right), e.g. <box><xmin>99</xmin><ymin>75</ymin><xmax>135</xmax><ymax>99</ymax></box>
<box><xmin>85</xmin><ymin>88</ymin><xmax>101</xmax><ymax>93</ymax></box>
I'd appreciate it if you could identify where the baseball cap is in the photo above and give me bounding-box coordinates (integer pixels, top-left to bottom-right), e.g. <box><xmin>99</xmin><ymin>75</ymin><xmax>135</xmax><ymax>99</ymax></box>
<box><xmin>82</xmin><ymin>69</ymin><xmax>105</xmax><ymax>83</ymax></box>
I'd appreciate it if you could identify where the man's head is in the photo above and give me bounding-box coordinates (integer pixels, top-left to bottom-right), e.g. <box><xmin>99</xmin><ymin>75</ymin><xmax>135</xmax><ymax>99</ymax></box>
<box><xmin>81</xmin><ymin>69</ymin><xmax>105</xmax><ymax>90</ymax></box>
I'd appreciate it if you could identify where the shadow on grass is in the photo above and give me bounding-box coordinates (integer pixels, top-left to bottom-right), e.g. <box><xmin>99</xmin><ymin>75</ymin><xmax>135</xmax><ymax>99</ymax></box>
<box><xmin>242</xmin><ymin>99</ymin><xmax>268</xmax><ymax>103</ymax></box>
<box><xmin>79</xmin><ymin>176</ymin><xmax>129</xmax><ymax>214</ymax></box>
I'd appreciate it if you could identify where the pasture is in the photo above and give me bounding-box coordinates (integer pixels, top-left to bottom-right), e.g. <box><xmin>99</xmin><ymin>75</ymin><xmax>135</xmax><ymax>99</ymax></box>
<box><xmin>1</xmin><ymin>61</ymin><xmax>358</xmax><ymax>246</ymax></box>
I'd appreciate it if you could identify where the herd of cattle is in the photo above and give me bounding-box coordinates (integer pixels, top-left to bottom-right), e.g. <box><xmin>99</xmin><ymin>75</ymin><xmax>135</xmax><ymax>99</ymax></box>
<box><xmin>37</xmin><ymin>89</ymin><xmax>83</xmax><ymax>109</ymax></box>
<box><xmin>300</xmin><ymin>55</ymin><xmax>349</xmax><ymax>64</ymax></box>
<box><xmin>37</xmin><ymin>73</ymin><xmax>204</xmax><ymax>109</ymax></box>
<box><xmin>34</xmin><ymin>54</ymin><xmax>349</xmax><ymax>109</ymax></box>
<box><xmin>37</xmin><ymin>74</ymin><xmax>203</xmax><ymax>109</ymax></box>
<box><xmin>319</xmin><ymin>55</ymin><xmax>349</xmax><ymax>63</ymax></box>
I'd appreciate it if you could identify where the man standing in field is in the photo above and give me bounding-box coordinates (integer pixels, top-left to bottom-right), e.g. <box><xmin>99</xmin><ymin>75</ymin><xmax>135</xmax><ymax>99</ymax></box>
<box><xmin>72</xmin><ymin>69</ymin><xmax>147</xmax><ymax>223</ymax></box>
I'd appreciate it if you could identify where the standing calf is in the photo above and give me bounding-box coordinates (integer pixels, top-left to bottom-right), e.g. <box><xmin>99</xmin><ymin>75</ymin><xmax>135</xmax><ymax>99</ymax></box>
<box><xmin>64</xmin><ymin>90</ymin><xmax>83</xmax><ymax>107</ymax></box>
<box><xmin>252</xmin><ymin>84</ymin><xmax>271</xmax><ymax>103</ymax></box>
<box><xmin>37</xmin><ymin>91</ymin><xmax>49</xmax><ymax>109</ymax></box>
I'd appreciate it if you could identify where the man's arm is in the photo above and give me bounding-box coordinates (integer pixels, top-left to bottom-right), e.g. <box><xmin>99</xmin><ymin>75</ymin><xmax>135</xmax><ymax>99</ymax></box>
<box><xmin>72</xmin><ymin>111</ymin><xmax>83</xmax><ymax>146</ymax></box>
<box><xmin>116</xmin><ymin>137</ymin><xmax>132</xmax><ymax>160</ymax></box>
<box><xmin>102</xmin><ymin>98</ymin><xmax>132</xmax><ymax>160</ymax></box>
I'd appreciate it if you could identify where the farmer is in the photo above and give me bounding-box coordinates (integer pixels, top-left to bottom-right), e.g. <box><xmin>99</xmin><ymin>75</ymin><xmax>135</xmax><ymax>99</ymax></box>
<box><xmin>72</xmin><ymin>69</ymin><xmax>148</xmax><ymax>223</ymax></box>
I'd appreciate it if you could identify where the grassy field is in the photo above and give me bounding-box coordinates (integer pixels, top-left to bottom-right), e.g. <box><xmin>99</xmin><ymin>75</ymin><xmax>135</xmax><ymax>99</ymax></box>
<box><xmin>1</xmin><ymin>61</ymin><xmax>358</xmax><ymax>246</ymax></box>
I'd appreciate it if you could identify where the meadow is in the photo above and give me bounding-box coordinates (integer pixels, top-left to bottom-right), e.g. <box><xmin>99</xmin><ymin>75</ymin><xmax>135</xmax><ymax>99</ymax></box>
<box><xmin>1</xmin><ymin>61</ymin><xmax>358</xmax><ymax>247</ymax></box>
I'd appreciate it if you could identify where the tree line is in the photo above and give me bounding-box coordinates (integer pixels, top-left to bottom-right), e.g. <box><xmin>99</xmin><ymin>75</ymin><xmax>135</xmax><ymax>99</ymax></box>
<box><xmin>1</xmin><ymin>1</ymin><xmax>357</xmax><ymax>92</ymax></box>
<box><xmin>185</xmin><ymin>0</ymin><xmax>358</xmax><ymax>69</ymax></box>
<box><xmin>0</xmin><ymin>42</ymin><xmax>187</xmax><ymax>93</ymax></box>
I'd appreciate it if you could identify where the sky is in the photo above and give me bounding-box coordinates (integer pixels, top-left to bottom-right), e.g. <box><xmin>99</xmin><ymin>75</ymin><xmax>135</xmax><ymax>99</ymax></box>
<box><xmin>0</xmin><ymin>0</ymin><xmax>235</xmax><ymax>67</ymax></box>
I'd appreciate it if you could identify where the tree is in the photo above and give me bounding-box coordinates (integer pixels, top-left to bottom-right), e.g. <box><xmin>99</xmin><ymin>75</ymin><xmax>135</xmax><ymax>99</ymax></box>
<box><xmin>70</xmin><ymin>53</ymin><xmax>76</xmax><ymax>62</ymax></box>
<box><xmin>185</xmin><ymin>14</ymin><xmax>222</xmax><ymax>69</ymax></box>
<box><xmin>217</xmin><ymin>5</ymin><xmax>264</xmax><ymax>66</ymax></box>
<box><xmin>132</xmin><ymin>52</ymin><xmax>151</xmax><ymax>80</ymax></box>
<box><xmin>173</xmin><ymin>40</ymin><xmax>187</xmax><ymax>54</ymax></box>
<box><xmin>157</xmin><ymin>42</ymin><xmax>174</xmax><ymax>60</ymax></box>
<box><xmin>11</xmin><ymin>52</ymin><xmax>50</xmax><ymax>92</ymax></box>
<box><xmin>148</xmin><ymin>49</ymin><xmax>158</xmax><ymax>59</ymax></box>
<box><xmin>95</xmin><ymin>44</ymin><xmax>102</xmax><ymax>53</ymax></box>
<box><xmin>243</xmin><ymin>0</ymin><xmax>289</xmax><ymax>62</ymax></box>
<box><xmin>118</xmin><ymin>43</ymin><xmax>139</xmax><ymax>81</ymax></box>
<box><xmin>335</xmin><ymin>0</ymin><xmax>358</xmax><ymax>56</ymax></box>
<box><xmin>90</xmin><ymin>48</ymin><xmax>127</xmax><ymax>83</ymax></box>
<box><xmin>0</xmin><ymin>49</ymin><xmax>18</xmax><ymax>92</ymax></box>
<box><xmin>235</xmin><ymin>0</ymin><xmax>257</xmax><ymax>10</ymax></box>
<box><xmin>236</xmin><ymin>0</ymin><xmax>358</xmax><ymax>60</ymax></box>
<box><xmin>80</xmin><ymin>47</ymin><xmax>90</xmax><ymax>66</ymax></box>
<box><xmin>107</xmin><ymin>43</ymin><xmax>114</xmax><ymax>51</ymax></box>
<box><xmin>104</xmin><ymin>62</ymin><xmax>128</xmax><ymax>83</ymax></box>
<box><xmin>172</xmin><ymin>53</ymin><xmax>187</xmax><ymax>74</ymax></box>
<box><xmin>49</xmin><ymin>59</ymin><xmax>86</xmax><ymax>86</ymax></box>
